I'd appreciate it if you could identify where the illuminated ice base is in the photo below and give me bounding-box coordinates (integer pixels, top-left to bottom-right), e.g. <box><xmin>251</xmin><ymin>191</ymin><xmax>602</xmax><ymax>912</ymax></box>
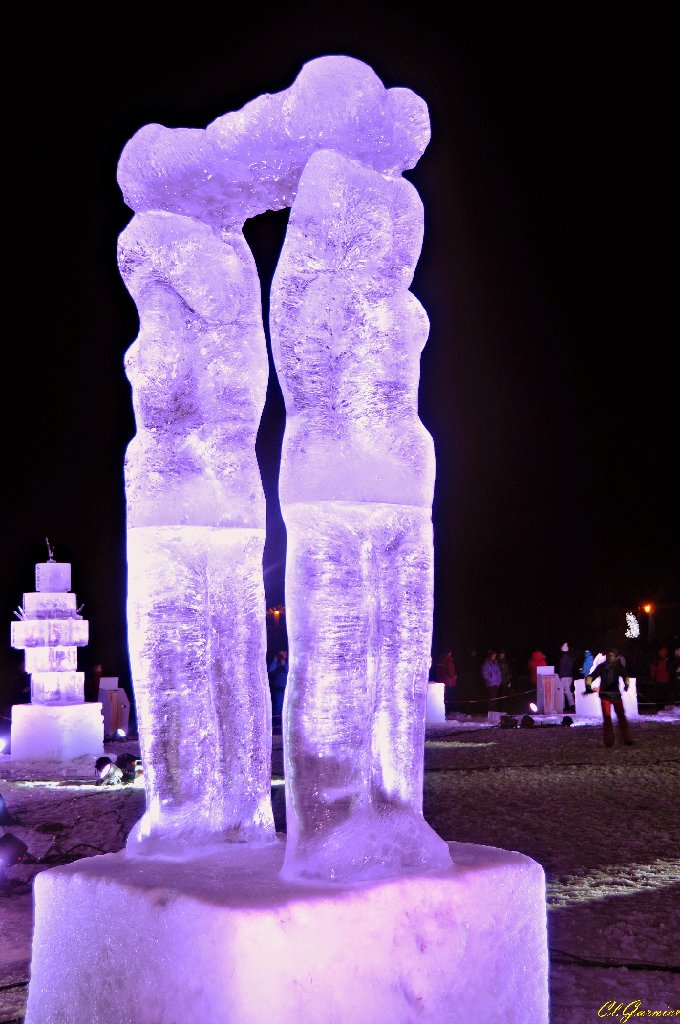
<box><xmin>574</xmin><ymin>677</ymin><xmax>639</xmax><ymax>719</ymax></box>
<box><xmin>10</xmin><ymin>703</ymin><xmax>104</xmax><ymax>761</ymax></box>
<box><xmin>25</xmin><ymin>841</ymin><xmax>548</xmax><ymax>1024</ymax></box>
<box><xmin>426</xmin><ymin>681</ymin><xmax>446</xmax><ymax>723</ymax></box>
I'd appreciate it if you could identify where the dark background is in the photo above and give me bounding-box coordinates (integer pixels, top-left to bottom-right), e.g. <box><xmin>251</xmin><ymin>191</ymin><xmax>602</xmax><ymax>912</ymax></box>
<box><xmin>1</xmin><ymin>9</ymin><xmax>676</xmax><ymax>713</ymax></box>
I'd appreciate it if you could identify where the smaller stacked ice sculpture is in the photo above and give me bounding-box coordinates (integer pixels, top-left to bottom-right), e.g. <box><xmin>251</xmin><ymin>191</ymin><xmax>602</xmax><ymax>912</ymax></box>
<box><xmin>11</xmin><ymin>548</ymin><xmax>88</xmax><ymax>704</ymax></box>
<box><xmin>9</xmin><ymin>544</ymin><xmax>103</xmax><ymax>760</ymax></box>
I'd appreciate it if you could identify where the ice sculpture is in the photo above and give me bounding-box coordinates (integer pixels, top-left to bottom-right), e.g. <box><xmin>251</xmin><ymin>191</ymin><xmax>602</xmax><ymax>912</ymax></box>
<box><xmin>9</xmin><ymin>544</ymin><xmax>104</xmax><ymax>761</ymax></box>
<box><xmin>11</xmin><ymin>544</ymin><xmax>89</xmax><ymax>705</ymax></box>
<box><xmin>119</xmin><ymin>211</ymin><xmax>276</xmax><ymax>852</ymax></box>
<box><xmin>271</xmin><ymin>150</ymin><xmax>451</xmax><ymax>882</ymax></box>
<box><xmin>117</xmin><ymin>56</ymin><xmax>445</xmax><ymax>872</ymax></box>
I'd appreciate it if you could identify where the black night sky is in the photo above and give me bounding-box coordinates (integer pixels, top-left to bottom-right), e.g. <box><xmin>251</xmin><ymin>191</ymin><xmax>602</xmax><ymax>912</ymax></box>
<box><xmin>1</xmin><ymin>10</ymin><xmax>676</xmax><ymax>703</ymax></box>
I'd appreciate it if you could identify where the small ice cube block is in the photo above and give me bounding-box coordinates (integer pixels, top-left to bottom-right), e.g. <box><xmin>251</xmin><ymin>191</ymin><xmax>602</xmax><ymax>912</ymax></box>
<box><xmin>35</xmin><ymin>562</ymin><xmax>71</xmax><ymax>592</ymax></box>
<box><xmin>23</xmin><ymin>592</ymin><xmax>77</xmax><ymax>618</ymax></box>
<box><xmin>24</xmin><ymin>647</ymin><xmax>78</xmax><ymax>672</ymax></box>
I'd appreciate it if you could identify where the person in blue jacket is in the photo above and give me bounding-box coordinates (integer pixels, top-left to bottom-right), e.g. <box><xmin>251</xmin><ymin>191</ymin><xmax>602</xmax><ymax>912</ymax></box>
<box><xmin>581</xmin><ymin>649</ymin><xmax>594</xmax><ymax>677</ymax></box>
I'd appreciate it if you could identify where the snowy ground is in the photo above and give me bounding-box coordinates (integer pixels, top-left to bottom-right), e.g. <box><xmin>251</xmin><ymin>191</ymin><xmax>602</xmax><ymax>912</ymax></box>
<box><xmin>1</xmin><ymin>710</ymin><xmax>679</xmax><ymax>1023</ymax></box>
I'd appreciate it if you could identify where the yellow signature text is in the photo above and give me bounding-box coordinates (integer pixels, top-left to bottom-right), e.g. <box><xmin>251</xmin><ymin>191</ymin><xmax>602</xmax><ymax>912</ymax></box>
<box><xmin>599</xmin><ymin>1001</ymin><xmax>680</xmax><ymax>1022</ymax></box>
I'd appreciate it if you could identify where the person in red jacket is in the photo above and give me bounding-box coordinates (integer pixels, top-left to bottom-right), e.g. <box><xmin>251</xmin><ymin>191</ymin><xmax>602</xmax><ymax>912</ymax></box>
<box><xmin>528</xmin><ymin>650</ymin><xmax>547</xmax><ymax>687</ymax></box>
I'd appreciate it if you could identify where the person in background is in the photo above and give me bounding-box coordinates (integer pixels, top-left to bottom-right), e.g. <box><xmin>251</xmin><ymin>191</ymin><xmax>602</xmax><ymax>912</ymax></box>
<box><xmin>435</xmin><ymin>649</ymin><xmax>458</xmax><ymax>716</ymax></box>
<box><xmin>481</xmin><ymin>649</ymin><xmax>502</xmax><ymax>715</ymax></box>
<box><xmin>268</xmin><ymin>650</ymin><xmax>289</xmax><ymax>730</ymax></box>
<box><xmin>584</xmin><ymin>645</ymin><xmax>634</xmax><ymax>747</ymax></box>
<box><xmin>650</xmin><ymin>645</ymin><xmax>671</xmax><ymax>711</ymax></box>
<box><xmin>86</xmin><ymin>662</ymin><xmax>103</xmax><ymax>702</ymax></box>
<box><xmin>528</xmin><ymin>650</ymin><xmax>547</xmax><ymax>688</ymax></box>
<box><xmin>580</xmin><ymin>648</ymin><xmax>595</xmax><ymax>678</ymax></box>
<box><xmin>671</xmin><ymin>645</ymin><xmax>680</xmax><ymax>704</ymax></box>
<box><xmin>557</xmin><ymin>643</ymin><xmax>576</xmax><ymax>713</ymax></box>
<box><xmin>497</xmin><ymin>650</ymin><xmax>513</xmax><ymax>699</ymax></box>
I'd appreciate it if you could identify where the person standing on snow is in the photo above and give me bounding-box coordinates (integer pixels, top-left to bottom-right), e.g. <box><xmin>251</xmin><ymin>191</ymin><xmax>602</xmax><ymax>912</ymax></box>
<box><xmin>584</xmin><ymin>646</ymin><xmax>634</xmax><ymax>748</ymax></box>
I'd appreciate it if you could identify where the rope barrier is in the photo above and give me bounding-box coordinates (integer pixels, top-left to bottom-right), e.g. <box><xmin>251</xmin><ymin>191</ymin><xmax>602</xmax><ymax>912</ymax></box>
<box><xmin>438</xmin><ymin>686</ymin><xmax>680</xmax><ymax>711</ymax></box>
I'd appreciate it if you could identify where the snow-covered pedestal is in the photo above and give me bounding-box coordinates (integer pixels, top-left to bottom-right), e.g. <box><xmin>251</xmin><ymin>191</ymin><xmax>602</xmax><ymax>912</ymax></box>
<box><xmin>10</xmin><ymin>555</ymin><xmax>103</xmax><ymax>761</ymax></box>
<box><xmin>536</xmin><ymin>666</ymin><xmax>561</xmax><ymax>715</ymax></box>
<box><xmin>426</xmin><ymin>681</ymin><xmax>446</xmax><ymax>723</ymax></box>
<box><xmin>10</xmin><ymin>702</ymin><xmax>104</xmax><ymax>760</ymax></box>
<box><xmin>25</xmin><ymin>841</ymin><xmax>548</xmax><ymax>1024</ymax></box>
<box><xmin>98</xmin><ymin>677</ymin><xmax>131</xmax><ymax>739</ymax></box>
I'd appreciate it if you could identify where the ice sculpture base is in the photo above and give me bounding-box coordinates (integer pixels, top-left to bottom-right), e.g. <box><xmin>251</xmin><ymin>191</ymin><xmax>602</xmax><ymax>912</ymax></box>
<box><xmin>10</xmin><ymin>703</ymin><xmax>104</xmax><ymax>761</ymax></box>
<box><xmin>574</xmin><ymin>677</ymin><xmax>639</xmax><ymax>719</ymax></box>
<box><xmin>25</xmin><ymin>840</ymin><xmax>548</xmax><ymax>1024</ymax></box>
<box><xmin>426</xmin><ymin>681</ymin><xmax>446</xmax><ymax>723</ymax></box>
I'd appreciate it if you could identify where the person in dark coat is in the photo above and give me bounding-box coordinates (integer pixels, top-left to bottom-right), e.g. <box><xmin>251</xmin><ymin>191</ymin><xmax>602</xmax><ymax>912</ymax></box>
<box><xmin>481</xmin><ymin>649</ymin><xmax>502</xmax><ymax>714</ymax></box>
<box><xmin>268</xmin><ymin>650</ymin><xmax>289</xmax><ymax>726</ymax></box>
<box><xmin>557</xmin><ymin>643</ymin><xmax>576</xmax><ymax>713</ymax></box>
<box><xmin>584</xmin><ymin>646</ymin><xmax>634</xmax><ymax>748</ymax></box>
<box><xmin>497</xmin><ymin>650</ymin><xmax>513</xmax><ymax>696</ymax></box>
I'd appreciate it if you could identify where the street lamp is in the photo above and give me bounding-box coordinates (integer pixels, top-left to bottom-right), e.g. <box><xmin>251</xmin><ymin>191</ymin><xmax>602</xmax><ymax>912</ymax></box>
<box><xmin>642</xmin><ymin>603</ymin><xmax>655</xmax><ymax>642</ymax></box>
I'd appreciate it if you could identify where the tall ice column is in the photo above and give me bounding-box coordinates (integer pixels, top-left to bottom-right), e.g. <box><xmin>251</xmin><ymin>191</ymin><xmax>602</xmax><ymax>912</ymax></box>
<box><xmin>118</xmin><ymin>210</ymin><xmax>275</xmax><ymax>853</ymax></box>
<box><xmin>271</xmin><ymin>149</ymin><xmax>452</xmax><ymax>882</ymax></box>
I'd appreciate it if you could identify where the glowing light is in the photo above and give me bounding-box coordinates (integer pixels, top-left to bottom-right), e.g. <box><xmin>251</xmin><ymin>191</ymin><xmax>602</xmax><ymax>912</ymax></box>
<box><xmin>529</xmin><ymin>703</ymin><xmax>538</xmax><ymax>713</ymax></box>
<box><xmin>643</xmin><ymin>603</ymin><xmax>654</xmax><ymax>614</ymax></box>
<box><xmin>0</xmin><ymin>738</ymin><xmax>6</xmax><ymax>753</ymax></box>
<box><xmin>625</xmin><ymin>611</ymin><xmax>640</xmax><ymax>639</ymax></box>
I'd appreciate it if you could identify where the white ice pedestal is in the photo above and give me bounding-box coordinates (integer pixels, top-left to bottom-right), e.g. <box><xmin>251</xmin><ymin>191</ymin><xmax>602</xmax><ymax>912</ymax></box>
<box><xmin>535</xmin><ymin>666</ymin><xmax>562</xmax><ymax>715</ymax></box>
<box><xmin>10</xmin><ymin>703</ymin><xmax>104</xmax><ymax>761</ymax></box>
<box><xmin>426</xmin><ymin>681</ymin><xmax>446</xmax><ymax>723</ymax></box>
<box><xmin>575</xmin><ymin>677</ymin><xmax>639</xmax><ymax>719</ymax></box>
<box><xmin>25</xmin><ymin>840</ymin><xmax>548</xmax><ymax>1024</ymax></box>
<box><xmin>98</xmin><ymin>680</ymin><xmax>131</xmax><ymax>738</ymax></box>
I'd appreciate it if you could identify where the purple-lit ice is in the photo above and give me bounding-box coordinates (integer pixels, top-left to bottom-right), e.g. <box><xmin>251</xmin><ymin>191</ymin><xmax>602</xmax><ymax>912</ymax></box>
<box><xmin>117</xmin><ymin>56</ymin><xmax>449</xmax><ymax>875</ymax></box>
<box><xmin>271</xmin><ymin>149</ymin><xmax>451</xmax><ymax>882</ymax></box>
<box><xmin>119</xmin><ymin>212</ymin><xmax>275</xmax><ymax>852</ymax></box>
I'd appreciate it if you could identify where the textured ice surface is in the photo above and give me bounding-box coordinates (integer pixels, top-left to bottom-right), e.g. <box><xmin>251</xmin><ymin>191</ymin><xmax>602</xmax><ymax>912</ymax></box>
<box><xmin>271</xmin><ymin>150</ymin><xmax>449</xmax><ymax>883</ymax></box>
<box><xmin>23</xmin><ymin>592</ymin><xmax>77</xmax><ymax>617</ymax></box>
<box><xmin>271</xmin><ymin>149</ymin><xmax>434</xmax><ymax>508</ymax></box>
<box><xmin>125</xmin><ymin>526</ymin><xmax>274</xmax><ymax>851</ymax></box>
<box><xmin>119</xmin><ymin>209</ymin><xmax>274</xmax><ymax>852</ymax></box>
<box><xmin>25</xmin><ymin>842</ymin><xmax>549</xmax><ymax>1024</ymax></box>
<box><xmin>29</xmin><ymin>671</ymin><xmax>84</xmax><ymax>704</ymax></box>
<box><xmin>35</xmin><ymin>561</ymin><xmax>71</xmax><ymax>592</ymax></box>
<box><xmin>117</xmin><ymin>56</ymin><xmax>443</xmax><ymax>870</ymax></box>
<box><xmin>11</xmin><ymin>560</ymin><xmax>89</xmax><ymax>711</ymax></box>
<box><xmin>10</xmin><ymin>703</ymin><xmax>103</xmax><ymax>761</ymax></box>
<box><xmin>11</xmin><ymin>619</ymin><xmax>88</xmax><ymax>648</ymax></box>
<box><xmin>119</xmin><ymin>212</ymin><xmax>268</xmax><ymax>530</ymax></box>
<box><xmin>117</xmin><ymin>56</ymin><xmax>430</xmax><ymax>230</ymax></box>
<box><xmin>23</xmin><ymin>646</ymin><xmax>77</xmax><ymax>673</ymax></box>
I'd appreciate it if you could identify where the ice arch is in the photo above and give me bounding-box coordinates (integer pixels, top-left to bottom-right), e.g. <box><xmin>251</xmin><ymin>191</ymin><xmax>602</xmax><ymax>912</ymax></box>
<box><xmin>117</xmin><ymin>57</ymin><xmax>446</xmax><ymax>879</ymax></box>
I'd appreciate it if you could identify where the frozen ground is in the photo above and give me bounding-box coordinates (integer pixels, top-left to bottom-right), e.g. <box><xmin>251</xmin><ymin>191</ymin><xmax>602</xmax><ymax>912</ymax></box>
<box><xmin>1</xmin><ymin>709</ymin><xmax>679</xmax><ymax>1023</ymax></box>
